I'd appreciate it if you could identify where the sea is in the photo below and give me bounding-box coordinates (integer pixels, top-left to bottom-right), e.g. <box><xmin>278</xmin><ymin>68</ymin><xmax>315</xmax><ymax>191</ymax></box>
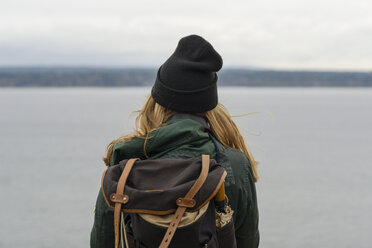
<box><xmin>0</xmin><ymin>87</ymin><xmax>371</xmax><ymax>248</ymax></box>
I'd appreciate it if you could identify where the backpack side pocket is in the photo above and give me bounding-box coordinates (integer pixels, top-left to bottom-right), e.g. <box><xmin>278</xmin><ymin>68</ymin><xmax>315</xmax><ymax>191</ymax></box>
<box><xmin>216</xmin><ymin>220</ymin><xmax>237</xmax><ymax>248</ymax></box>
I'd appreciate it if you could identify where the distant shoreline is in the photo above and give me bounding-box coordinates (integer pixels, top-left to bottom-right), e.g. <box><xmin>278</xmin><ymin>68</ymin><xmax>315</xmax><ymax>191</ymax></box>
<box><xmin>1</xmin><ymin>67</ymin><xmax>371</xmax><ymax>87</ymax></box>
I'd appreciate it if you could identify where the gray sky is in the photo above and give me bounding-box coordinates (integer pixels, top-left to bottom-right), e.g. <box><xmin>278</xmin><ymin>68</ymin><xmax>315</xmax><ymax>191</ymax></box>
<box><xmin>1</xmin><ymin>0</ymin><xmax>371</xmax><ymax>70</ymax></box>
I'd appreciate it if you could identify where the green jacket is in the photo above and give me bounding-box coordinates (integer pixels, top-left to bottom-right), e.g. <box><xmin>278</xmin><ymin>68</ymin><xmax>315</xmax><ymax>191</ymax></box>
<box><xmin>91</xmin><ymin>115</ymin><xmax>259</xmax><ymax>248</ymax></box>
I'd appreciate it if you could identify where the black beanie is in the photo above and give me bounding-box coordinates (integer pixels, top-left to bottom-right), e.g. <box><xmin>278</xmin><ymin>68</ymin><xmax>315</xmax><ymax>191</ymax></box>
<box><xmin>151</xmin><ymin>34</ymin><xmax>223</xmax><ymax>113</ymax></box>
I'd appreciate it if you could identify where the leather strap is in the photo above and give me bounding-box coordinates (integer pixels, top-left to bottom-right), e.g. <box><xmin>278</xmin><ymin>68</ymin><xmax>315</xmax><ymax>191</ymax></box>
<box><xmin>114</xmin><ymin>158</ymin><xmax>139</xmax><ymax>248</ymax></box>
<box><xmin>184</xmin><ymin>154</ymin><xmax>210</xmax><ymax>199</ymax></box>
<box><xmin>158</xmin><ymin>154</ymin><xmax>210</xmax><ymax>248</ymax></box>
<box><xmin>176</xmin><ymin>197</ymin><xmax>196</xmax><ymax>208</ymax></box>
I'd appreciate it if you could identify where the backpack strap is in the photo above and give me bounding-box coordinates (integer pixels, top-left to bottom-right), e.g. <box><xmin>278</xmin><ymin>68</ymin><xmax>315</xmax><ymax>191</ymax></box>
<box><xmin>207</xmin><ymin>131</ymin><xmax>220</xmax><ymax>163</ymax></box>
<box><xmin>158</xmin><ymin>154</ymin><xmax>210</xmax><ymax>248</ymax></box>
<box><xmin>112</xmin><ymin>158</ymin><xmax>140</xmax><ymax>248</ymax></box>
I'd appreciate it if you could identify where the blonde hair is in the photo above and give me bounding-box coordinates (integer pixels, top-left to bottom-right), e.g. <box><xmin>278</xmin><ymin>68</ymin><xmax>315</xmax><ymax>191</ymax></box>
<box><xmin>103</xmin><ymin>95</ymin><xmax>259</xmax><ymax>182</ymax></box>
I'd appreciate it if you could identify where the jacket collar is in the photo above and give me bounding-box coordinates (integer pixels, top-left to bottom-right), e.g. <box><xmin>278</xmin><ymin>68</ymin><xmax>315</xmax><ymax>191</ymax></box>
<box><xmin>110</xmin><ymin>114</ymin><xmax>214</xmax><ymax>164</ymax></box>
<box><xmin>167</xmin><ymin>113</ymin><xmax>209</xmax><ymax>130</ymax></box>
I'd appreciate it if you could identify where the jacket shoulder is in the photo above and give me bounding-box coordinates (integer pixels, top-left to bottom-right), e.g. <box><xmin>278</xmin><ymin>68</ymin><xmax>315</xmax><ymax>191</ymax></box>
<box><xmin>216</xmin><ymin>143</ymin><xmax>254</xmax><ymax>188</ymax></box>
<box><xmin>218</xmin><ymin>146</ymin><xmax>259</xmax><ymax>247</ymax></box>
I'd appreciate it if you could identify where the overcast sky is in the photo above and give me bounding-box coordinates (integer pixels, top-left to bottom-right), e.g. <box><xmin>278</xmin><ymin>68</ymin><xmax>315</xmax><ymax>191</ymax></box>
<box><xmin>1</xmin><ymin>0</ymin><xmax>371</xmax><ymax>70</ymax></box>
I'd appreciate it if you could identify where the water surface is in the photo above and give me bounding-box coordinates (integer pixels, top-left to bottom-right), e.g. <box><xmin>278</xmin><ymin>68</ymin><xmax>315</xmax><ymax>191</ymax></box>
<box><xmin>0</xmin><ymin>87</ymin><xmax>371</xmax><ymax>247</ymax></box>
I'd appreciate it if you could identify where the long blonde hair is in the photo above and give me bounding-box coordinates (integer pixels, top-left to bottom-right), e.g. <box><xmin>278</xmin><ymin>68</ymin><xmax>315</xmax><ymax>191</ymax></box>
<box><xmin>103</xmin><ymin>95</ymin><xmax>259</xmax><ymax>182</ymax></box>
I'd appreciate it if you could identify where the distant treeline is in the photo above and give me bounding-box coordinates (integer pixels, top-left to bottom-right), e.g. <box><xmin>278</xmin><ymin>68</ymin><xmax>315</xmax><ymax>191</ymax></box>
<box><xmin>0</xmin><ymin>67</ymin><xmax>371</xmax><ymax>87</ymax></box>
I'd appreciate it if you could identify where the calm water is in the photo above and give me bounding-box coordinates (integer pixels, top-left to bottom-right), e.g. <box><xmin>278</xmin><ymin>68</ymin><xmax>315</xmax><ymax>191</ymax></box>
<box><xmin>0</xmin><ymin>87</ymin><xmax>371</xmax><ymax>248</ymax></box>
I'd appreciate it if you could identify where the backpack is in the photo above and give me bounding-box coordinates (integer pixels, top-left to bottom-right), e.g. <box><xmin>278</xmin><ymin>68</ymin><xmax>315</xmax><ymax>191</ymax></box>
<box><xmin>101</xmin><ymin>154</ymin><xmax>236</xmax><ymax>248</ymax></box>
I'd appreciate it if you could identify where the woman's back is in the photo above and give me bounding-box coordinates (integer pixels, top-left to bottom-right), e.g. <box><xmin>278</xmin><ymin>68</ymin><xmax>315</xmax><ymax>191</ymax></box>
<box><xmin>91</xmin><ymin>34</ymin><xmax>259</xmax><ymax>248</ymax></box>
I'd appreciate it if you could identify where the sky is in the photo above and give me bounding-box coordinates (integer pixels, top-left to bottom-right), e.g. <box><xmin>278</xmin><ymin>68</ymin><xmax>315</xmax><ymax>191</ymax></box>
<box><xmin>1</xmin><ymin>0</ymin><xmax>371</xmax><ymax>71</ymax></box>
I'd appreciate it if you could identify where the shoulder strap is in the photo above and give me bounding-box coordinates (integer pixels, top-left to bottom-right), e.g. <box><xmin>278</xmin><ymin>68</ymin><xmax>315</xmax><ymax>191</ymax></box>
<box><xmin>158</xmin><ymin>154</ymin><xmax>210</xmax><ymax>248</ymax></box>
<box><xmin>207</xmin><ymin>131</ymin><xmax>221</xmax><ymax>163</ymax></box>
<box><xmin>112</xmin><ymin>158</ymin><xmax>139</xmax><ymax>248</ymax></box>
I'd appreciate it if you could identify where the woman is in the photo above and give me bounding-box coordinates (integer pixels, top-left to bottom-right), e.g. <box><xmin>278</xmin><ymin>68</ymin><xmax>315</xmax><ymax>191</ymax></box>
<box><xmin>91</xmin><ymin>35</ymin><xmax>260</xmax><ymax>248</ymax></box>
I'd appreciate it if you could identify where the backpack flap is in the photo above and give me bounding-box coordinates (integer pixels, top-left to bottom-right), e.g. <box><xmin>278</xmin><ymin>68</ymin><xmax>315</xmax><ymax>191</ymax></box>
<box><xmin>101</xmin><ymin>156</ymin><xmax>227</xmax><ymax>214</ymax></box>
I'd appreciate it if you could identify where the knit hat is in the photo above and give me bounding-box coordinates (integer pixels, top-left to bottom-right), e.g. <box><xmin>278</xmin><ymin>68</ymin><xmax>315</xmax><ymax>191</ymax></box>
<box><xmin>151</xmin><ymin>34</ymin><xmax>223</xmax><ymax>113</ymax></box>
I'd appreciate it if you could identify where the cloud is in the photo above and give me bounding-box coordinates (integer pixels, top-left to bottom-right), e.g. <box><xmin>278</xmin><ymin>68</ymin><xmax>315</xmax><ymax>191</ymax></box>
<box><xmin>0</xmin><ymin>0</ymin><xmax>371</xmax><ymax>70</ymax></box>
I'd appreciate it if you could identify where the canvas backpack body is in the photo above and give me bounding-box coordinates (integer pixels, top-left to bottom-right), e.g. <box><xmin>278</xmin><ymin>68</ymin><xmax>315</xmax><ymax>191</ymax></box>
<box><xmin>101</xmin><ymin>154</ymin><xmax>236</xmax><ymax>248</ymax></box>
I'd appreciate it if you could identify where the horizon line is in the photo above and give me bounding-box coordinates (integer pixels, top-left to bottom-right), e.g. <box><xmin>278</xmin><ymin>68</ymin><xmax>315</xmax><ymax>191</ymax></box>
<box><xmin>0</xmin><ymin>65</ymin><xmax>371</xmax><ymax>73</ymax></box>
